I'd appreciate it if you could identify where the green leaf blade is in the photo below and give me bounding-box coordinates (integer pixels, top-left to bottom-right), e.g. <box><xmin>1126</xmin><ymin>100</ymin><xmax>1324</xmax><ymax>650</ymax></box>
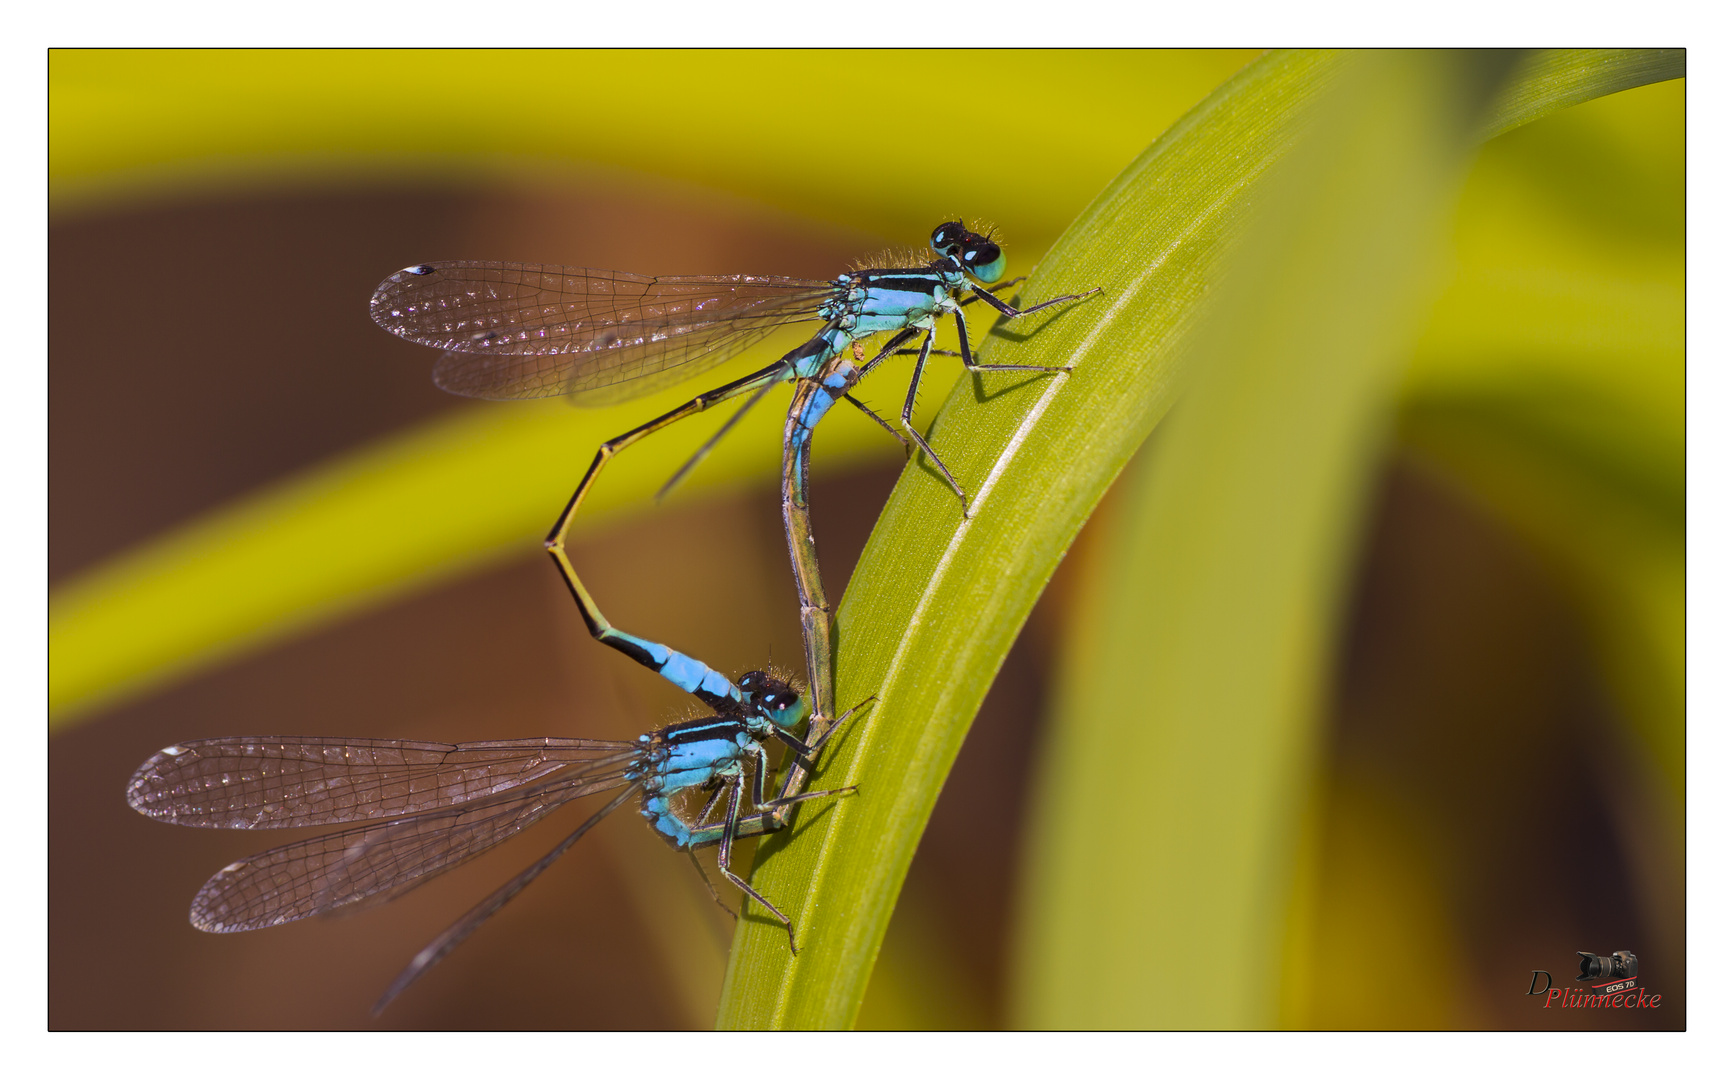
<box><xmin>715</xmin><ymin>48</ymin><xmax>1683</xmax><ymax>1031</ymax></box>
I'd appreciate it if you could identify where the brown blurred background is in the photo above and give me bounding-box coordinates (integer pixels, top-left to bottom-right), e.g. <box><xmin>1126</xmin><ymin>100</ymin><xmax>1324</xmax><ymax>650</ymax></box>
<box><xmin>50</xmin><ymin>176</ymin><xmax>1679</xmax><ymax>1029</ymax></box>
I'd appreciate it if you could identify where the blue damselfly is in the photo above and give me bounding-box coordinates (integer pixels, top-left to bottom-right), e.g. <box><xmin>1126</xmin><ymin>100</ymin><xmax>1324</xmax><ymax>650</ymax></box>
<box><xmin>371</xmin><ymin>222</ymin><xmax>1099</xmax><ymax>744</ymax></box>
<box><xmin>126</xmin><ymin>667</ymin><xmax>863</xmax><ymax>1013</ymax></box>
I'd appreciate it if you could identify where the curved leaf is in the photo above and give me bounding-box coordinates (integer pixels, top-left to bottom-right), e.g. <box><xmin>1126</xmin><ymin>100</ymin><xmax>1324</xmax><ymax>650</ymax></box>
<box><xmin>715</xmin><ymin>49</ymin><xmax>1683</xmax><ymax>1030</ymax></box>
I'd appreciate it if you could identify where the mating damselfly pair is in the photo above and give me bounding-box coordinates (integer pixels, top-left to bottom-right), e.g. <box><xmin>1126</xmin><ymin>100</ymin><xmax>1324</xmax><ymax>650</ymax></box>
<box><xmin>127</xmin><ymin>220</ymin><xmax>1099</xmax><ymax>1014</ymax></box>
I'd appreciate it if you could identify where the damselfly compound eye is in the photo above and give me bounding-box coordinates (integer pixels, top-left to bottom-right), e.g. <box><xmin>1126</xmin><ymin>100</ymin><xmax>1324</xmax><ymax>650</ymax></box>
<box><xmin>961</xmin><ymin>239</ymin><xmax>1006</xmax><ymax>284</ymax></box>
<box><xmin>930</xmin><ymin>221</ymin><xmax>967</xmax><ymax>257</ymax></box>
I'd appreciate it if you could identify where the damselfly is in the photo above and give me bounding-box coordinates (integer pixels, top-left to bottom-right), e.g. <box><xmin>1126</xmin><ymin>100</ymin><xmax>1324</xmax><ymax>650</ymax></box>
<box><xmin>127</xmin><ymin>668</ymin><xmax>863</xmax><ymax>1014</ymax></box>
<box><xmin>371</xmin><ymin>221</ymin><xmax>1099</xmax><ymax>736</ymax></box>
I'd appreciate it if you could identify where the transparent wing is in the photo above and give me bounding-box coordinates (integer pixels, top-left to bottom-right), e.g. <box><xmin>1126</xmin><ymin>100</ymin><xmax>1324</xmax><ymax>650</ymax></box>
<box><xmin>126</xmin><ymin>735</ymin><xmax>637</xmax><ymax>829</ymax></box>
<box><xmin>372</xmin><ymin>787</ymin><xmax>638</xmax><ymax>1015</ymax></box>
<box><xmin>186</xmin><ymin>758</ymin><xmax>641</xmax><ymax>932</ymax></box>
<box><xmin>370</xmin><ymin>261</ymin><xmax>838</xmax><ymax>404</ymax></box>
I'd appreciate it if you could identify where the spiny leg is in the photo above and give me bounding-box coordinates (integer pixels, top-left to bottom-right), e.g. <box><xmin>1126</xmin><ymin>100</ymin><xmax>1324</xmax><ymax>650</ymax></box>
<box><xmin>769</xmin><ymin>725</ymin><xmax>822</xmax><ymax>774</ymax></box>
<box><xmin>686</xmin><ymin>848</ymin><xmax>736</xmax><ymax>920</ymax></box>
<box><xmin>954</xmin><ymin>280</ymin><xmax>1103</xmax><ymax>374</ymax></box>
<box><xmin>842</xmin><ymin>393</ymin><xmax>910</xmax><ymax>451</ymax></box>
<box><xmin>895</xmin><ymin>327</ymin><xmax>972</xmax><ymax>515</ymax></box>
<box><xmin>833</xmin><ymin>334</ymin><xmax>911</xmax><ymax>451</ymax></box>
<box><xmin>852</xmin><ymin>326</ymin><xmax>923</xmax><ymax>380</ymax></box>
<box><xmin>760</xmin><ymin>728</ymin><xmax>861</xmax><ymax>809</ymax></box>
<box><xmin>690</xmin><ymin>749</ymin><xmax>857</xmax><ymax>845</ymax></box>
<box><xmin>894</xmin><ymin>281</ymin><xmax>1100</xmax><ymax>512</ymax></box>
<box><xmin>707</xmin><ymin>737</ymin><xmax>860</xmax><ymax>938</ymax></box>
<box><xmin>952</xmin><ymin>307</ymin><xmax>1068</xmax><ymax>375</ymax></box>
<box><xmin>968</xmin><ymin>281</ymin><xmax>1102</xmax><ymax>319</ymax></box>
<box><xmin>761</xmin><ymin>691</ymin><xmax>873</xmax><ymax>830</ymax></box>
<box><xmin>716</xmin><ymin>769</ymin><xmax>799</xmax><ymax>953</ymax></box>
<box><xmin>685</xmin><ymin>784</ymin><xmax>738</xmax><ymax>918</ymax></box>
<box><xmin>883</xmin><ymin>279</ymin><xmax>1023</xmax><ymax>359</ymax></box>
<box><xmin>854</xmin><ymin>326</ymin><xmax>974</xmax><ymax>513</ymax></box>
<box><xmin>805</xmin><ymin>691</ymin><xmax>875</xmax><ymax>759</ymax></box>
<box><xmin>760</xmin><ymin>783</ymin><xmax>858</xmax><ymax>810</ymax></box>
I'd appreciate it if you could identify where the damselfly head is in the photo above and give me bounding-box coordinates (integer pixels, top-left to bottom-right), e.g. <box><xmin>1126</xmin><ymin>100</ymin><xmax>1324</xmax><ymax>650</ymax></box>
<box><xmin>930</xmin><ymin>221</ymin><xmax>1006</xmax><ymax>284</ymax></box>
<box><xmin>737</xmin><ymin>669</ymin><xmax>809</xmax><ymax>732</ymax></box>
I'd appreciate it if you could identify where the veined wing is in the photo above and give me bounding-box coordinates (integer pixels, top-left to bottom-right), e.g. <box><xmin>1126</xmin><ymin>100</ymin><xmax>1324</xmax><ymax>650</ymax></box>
<box><xmin>370</xmin><ymin>261</ymin><xmax>838</xmax><ymax>404</ymax></box>
<box><xmin>127</xmin><ymin>736</ymin><xmax>637</xmax><ymax>829</ymax></box>
<box><xmin>373</xmin><ymin>786</ymin><xmax>637</xmax><ymax>1015</ymax></box>
<box><xmin>188</xmin><ymin>758</ymin><xmax>640</xmax><ymax>932</ymax></box>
